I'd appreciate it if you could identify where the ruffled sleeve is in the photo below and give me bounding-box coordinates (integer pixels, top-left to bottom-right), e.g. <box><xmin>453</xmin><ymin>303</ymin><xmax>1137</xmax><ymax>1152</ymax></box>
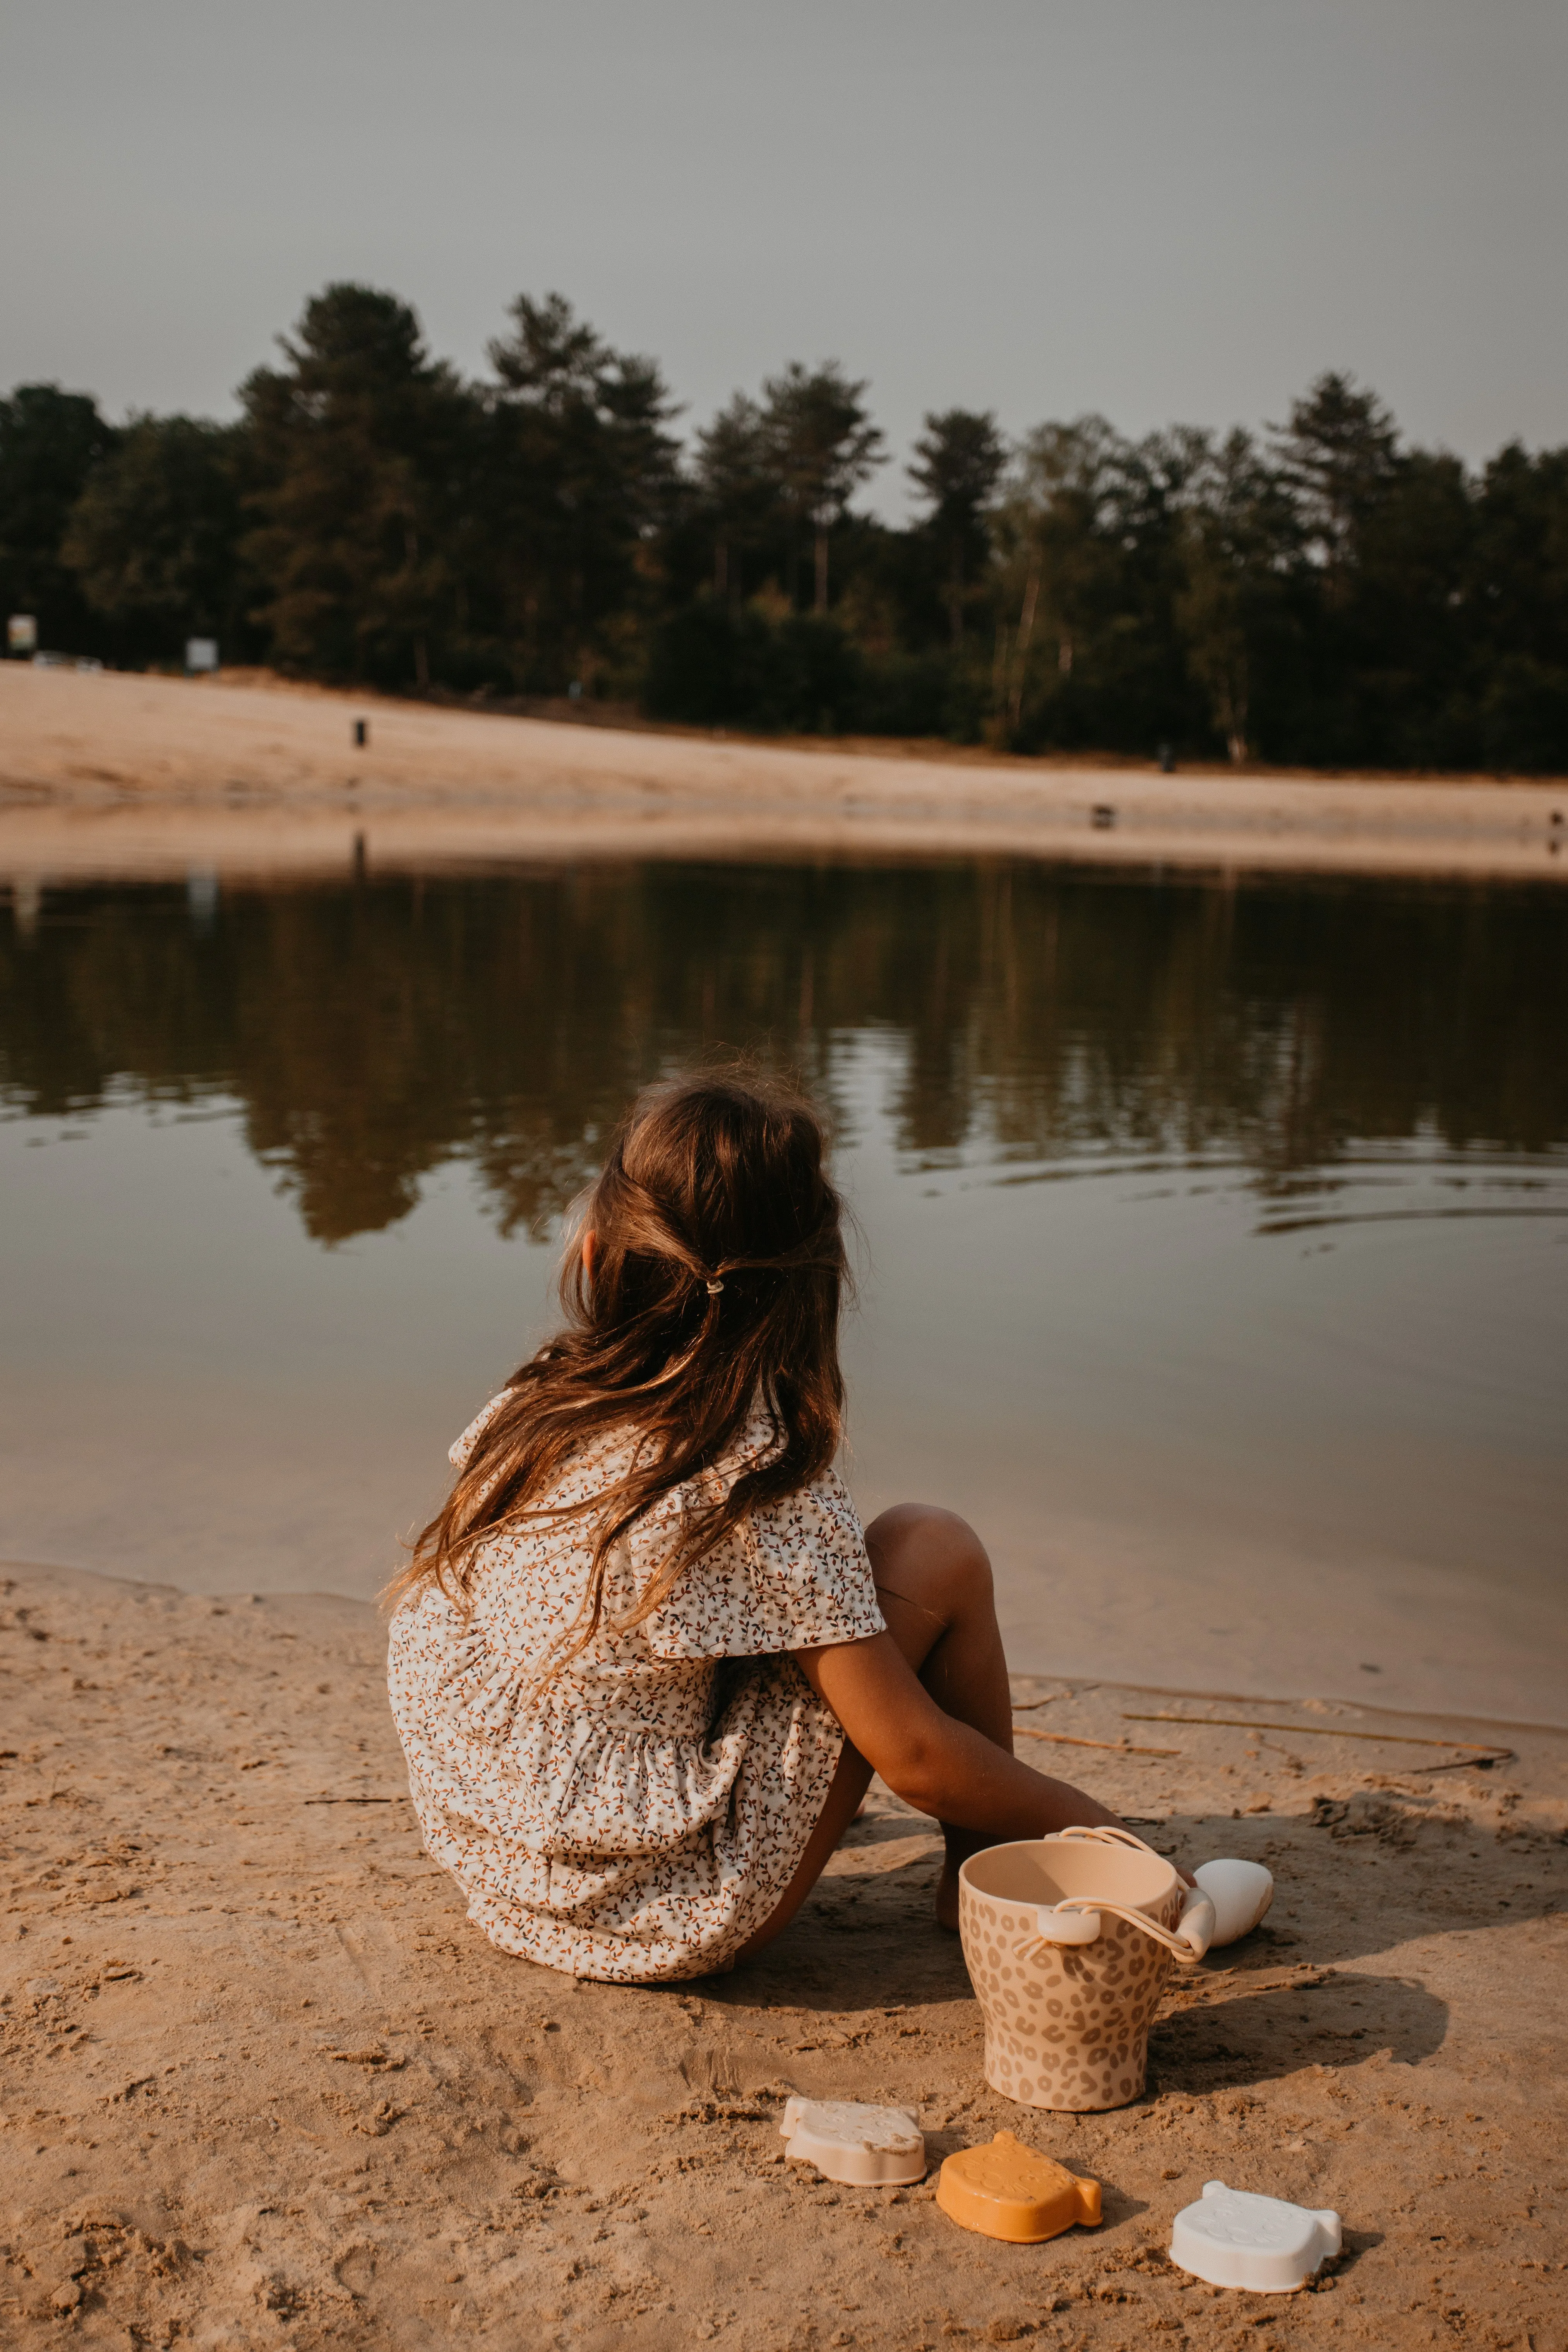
<box><xmin>634</xmin><ymin>1463</ymin><xmax>885</xmax><ymax>1662</ymax></box>
<box><xmin>450</xmin><ymin>1391</ymin><xmax>512</xmax><ymax>1469</ymax></box>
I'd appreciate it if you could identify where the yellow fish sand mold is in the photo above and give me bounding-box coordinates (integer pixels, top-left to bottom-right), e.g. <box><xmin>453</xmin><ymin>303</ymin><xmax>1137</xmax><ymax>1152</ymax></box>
<box><xmin>936</xmin><ymin>2133</ymin><xmax>1102</xmax><ymax>2244</ymax></box>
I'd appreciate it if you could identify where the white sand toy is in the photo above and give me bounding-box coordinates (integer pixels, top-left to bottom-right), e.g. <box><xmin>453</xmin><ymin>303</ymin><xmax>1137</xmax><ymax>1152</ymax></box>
<box><xmin>1193</xmin><ymin>1858</ymin><xmax>1275</xmax><ymax>1948</ymax></box>
<box><xmin>779</xmin><ymin>2097</ymin><xmax>926</xmax><ymax>2186</ymax></box>
<box><xmin>1170</xmin><ymin>2181</ymin><xmax>1341</xmax><ymax>2292</ymax></box>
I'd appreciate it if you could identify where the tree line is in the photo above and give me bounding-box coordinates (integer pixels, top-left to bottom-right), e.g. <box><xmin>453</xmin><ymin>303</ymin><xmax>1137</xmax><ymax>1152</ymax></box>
<box><xmin>2</xmin><ymin>281</ymin><xmax>1566</xmax><ymax>770</ymax></box>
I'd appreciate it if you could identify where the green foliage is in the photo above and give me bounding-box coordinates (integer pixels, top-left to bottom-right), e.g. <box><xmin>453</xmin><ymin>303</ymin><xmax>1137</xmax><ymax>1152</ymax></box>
<box><xmin>692</xmin><ymin>393</ymin><xmax>777</xmax><ymax>603</ymax></box>
<box><xmin>908</xmin><ymin>408</ymin><xmax>1006</xmax><ymax>644</ymax></box>
<box><xmin>644</xmin><ymin>599</ymin><xmax>864</xmax><ymax>733</ymax></box>
<box><xmin>991</xmin><ymin>418</ymin><xmax>1206</xmax><ymax>754</ymax></box>
<box><xmin>756</xmin><ymin>363</ymin><xmax>884</xmax><ymax>614</ymax></box>
<box><xmin>62</xmin><ymin>415</ymin><xmax>251</xmax><ymax>662</ymax></box>
<box><xmin>1469</xmin><ymin>444</ymin><xmax>1568</xmax><ymax>770</ymax></box>
<box><xmin>1175</xmin><ymin>429</ymin><xmax>1301</xmax><ymax>764</ymax></box>
<box><xmin>240</xmin><ymin>284</ymin><xmax>469</xmax><ymax>686</ymax></box>
<box><xmin>3</xmin><ymin>304</ymin><xmax>1567</xmax><ymax>769</ymax></box>
<box><xmin>480</xmin><ymin>292</ymin><xmax>682</xmax><ymax>694</ymax></box>
<box><xmin>1273</xmin><ymin>372</ymin><xmax>1401</xmax><ymax>582</ymax></box>
<box><xmin>0</xmin><ymin>383</ymin><xmax>117</xmax><ymax>653</ymax></box>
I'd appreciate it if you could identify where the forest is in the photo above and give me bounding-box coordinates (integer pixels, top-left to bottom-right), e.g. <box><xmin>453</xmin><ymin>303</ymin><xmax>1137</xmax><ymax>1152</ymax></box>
<box><xmin>2</xmin><ymin>281</ymin><xmax>1566</xmax><ymax>770</ymax></box>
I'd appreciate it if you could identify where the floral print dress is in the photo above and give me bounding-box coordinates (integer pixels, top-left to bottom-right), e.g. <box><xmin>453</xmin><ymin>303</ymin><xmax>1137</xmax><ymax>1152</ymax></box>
<box><xmin>387</xmin><ymin>1396</ymin><xmax>886</xmax><ymax>1982</ymax></box>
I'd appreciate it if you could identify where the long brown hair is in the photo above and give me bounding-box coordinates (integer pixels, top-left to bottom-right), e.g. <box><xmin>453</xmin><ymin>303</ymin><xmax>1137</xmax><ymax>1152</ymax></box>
<box><xmin>389</xmin><ymin>1071</ymin><xmax>849</xmax><ymax>1665</ymax></box>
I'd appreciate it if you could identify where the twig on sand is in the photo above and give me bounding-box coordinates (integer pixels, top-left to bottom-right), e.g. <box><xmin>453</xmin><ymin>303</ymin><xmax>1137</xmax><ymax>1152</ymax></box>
<box><xmin>1121</xmin><ymin>1714</ymin><xmax>1514</xmax><ymax>1768</ymax></box>
<box><xmin>1013</xmin><ymin>1725</ymin><xmax>1182</xmax><ymax>1758</ymax></box>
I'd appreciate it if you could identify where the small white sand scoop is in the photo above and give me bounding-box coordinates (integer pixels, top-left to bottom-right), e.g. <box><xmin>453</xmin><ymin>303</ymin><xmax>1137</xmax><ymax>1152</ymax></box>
<box><xmin>779</xmin><ymin>2097</ymin><xmax>926</xmax><ymax>2186</ymax></box>
<box><xmin>1193</xmin><ymin>1859</ymin><xmax>1275</xmax><ymax>1948</ymax></box>
<box><xmin>1170</xmin><ymin>2180</ymin><xmax>1341</xmax><ymax>2292</ymax></box>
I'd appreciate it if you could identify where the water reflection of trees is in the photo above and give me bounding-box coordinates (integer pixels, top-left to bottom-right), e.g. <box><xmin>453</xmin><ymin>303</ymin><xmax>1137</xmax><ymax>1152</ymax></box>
<box><xmin>2</xmin><ymin>862</ymin><xmax>1563</xmax><ymax>1245</ymax></box>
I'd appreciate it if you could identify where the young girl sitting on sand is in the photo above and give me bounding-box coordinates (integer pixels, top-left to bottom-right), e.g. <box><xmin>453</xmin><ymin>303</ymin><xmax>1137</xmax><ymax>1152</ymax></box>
<box><xmin>387</xmin><ymin>1072</ymin><xmax>1135</xmax><ymax>1984</ymax></box>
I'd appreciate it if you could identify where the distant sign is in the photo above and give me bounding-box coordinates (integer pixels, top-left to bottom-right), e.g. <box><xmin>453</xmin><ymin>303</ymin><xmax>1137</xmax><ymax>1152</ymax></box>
<box><xmin>185</xmin><ymin>638</ymin><xmax>219</xmax><ymax>673</ymax></box>
<box><xmin>8</xmin><ymin>615</ymin><xmax>38</xmax><ymax>654</ymax></box>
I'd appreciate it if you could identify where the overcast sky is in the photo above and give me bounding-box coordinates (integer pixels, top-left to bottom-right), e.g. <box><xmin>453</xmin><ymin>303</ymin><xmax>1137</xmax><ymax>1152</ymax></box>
<box><xmin>4</xmin><ymin>0</ymin><xmax>1564</xmax><ymax>516</ymax></box>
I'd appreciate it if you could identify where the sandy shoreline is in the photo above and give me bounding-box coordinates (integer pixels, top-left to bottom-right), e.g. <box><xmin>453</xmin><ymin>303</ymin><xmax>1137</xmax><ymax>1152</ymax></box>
<box><xmin>3</xmin><ymin>1559</ymin><xmax>1565</xmax><ymax>2350</ymax></box>
<box><xmin>2</xmin><ymin>666</ymin><xmax>1565</xmax><ymax>886</ymax></box>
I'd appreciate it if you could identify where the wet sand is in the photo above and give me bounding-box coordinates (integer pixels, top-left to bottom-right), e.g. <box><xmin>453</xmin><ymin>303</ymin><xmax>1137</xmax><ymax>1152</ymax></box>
<box><xmin>2</xmin><ymin>665</ymin><xmax>1566</xmax><ymax>884</ymax></box>
<box><xmin>3</xmin><ymin>1560</ymin><xmax>1565</xmax><ymax>2350</ymax></box>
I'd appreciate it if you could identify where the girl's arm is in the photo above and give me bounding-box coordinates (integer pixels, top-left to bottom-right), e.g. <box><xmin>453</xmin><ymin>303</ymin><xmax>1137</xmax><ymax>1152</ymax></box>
<box><xmin>793</xmin><ymin>1629</ymin><xmax>1138</xmax><ymax>1845</ymax></box>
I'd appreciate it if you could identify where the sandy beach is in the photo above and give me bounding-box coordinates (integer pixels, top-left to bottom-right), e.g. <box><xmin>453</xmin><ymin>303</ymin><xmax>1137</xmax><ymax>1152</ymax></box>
<box><xmin>3</xmin><ymin>1559</ymin><xmax>1565</xmax><ymax>2350</ymax></box>
<box><xmin>3</xmin><ymin>667</ymin><xmax>1565</xmax><ymax>2349</ymax></box>
<box><xmin>1</xmin><ymin>664</ymin><xmax>1565</xmax><ymax>886</ymax></box>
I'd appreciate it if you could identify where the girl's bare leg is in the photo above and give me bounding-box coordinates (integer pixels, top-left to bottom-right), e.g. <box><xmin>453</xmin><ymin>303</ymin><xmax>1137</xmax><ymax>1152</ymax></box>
<box><xmin>733</xmin><ymin>1503</ymin><xmax>1010</xmax><ymax>1959</ymax></box>
<box><xmin>867</xmin><ymin>1503</ymin><xmax>1015</xmax><ymax>1927</ymax></box>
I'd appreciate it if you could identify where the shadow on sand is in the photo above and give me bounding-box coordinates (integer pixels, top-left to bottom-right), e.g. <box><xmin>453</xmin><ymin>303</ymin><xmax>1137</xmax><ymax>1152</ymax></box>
<box><xmin>710</xmin><ymin>1804</ymin><xmax>1478</xmax><ymax>2099</ymax></box>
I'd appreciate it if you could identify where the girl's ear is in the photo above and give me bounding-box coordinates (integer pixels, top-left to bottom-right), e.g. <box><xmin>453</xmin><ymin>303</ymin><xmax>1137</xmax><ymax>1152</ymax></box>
<box><xmin>581</xmin><ymin>1229</ymin><xmax>598</xmax><ymax>1283</ymax></box>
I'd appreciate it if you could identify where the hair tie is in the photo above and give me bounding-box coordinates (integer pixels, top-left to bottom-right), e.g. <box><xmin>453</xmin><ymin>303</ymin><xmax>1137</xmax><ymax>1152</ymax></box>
<box><xmin>704</xmin><ymin>1277</ymin><xmax>725</xmax><ymax>1296</ymax></box>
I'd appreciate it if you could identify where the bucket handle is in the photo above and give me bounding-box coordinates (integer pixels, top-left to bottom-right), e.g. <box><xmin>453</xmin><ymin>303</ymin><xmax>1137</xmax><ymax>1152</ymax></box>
<box><xmin>1015</xmin><ymin>1885</ymin><xmax>1216</xmax><ymax>1967</ymax></box>
<box><xmin>1054</xmin><ymin>1823</ymin><xmax>1169</xmax><ymax>1862</ymax></box>
<box><xmin>1054</xmin><ymin>1823</ymin><xmax>1216</xmax><ymax>1955</ymax></box>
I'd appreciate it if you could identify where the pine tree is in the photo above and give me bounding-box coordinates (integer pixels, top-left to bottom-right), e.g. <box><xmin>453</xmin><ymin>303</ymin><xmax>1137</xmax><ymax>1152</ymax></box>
<box><xmin>241</xmin><ymin>284</ymin><xmax>468</xmax><ymax>685</ymax></box>
<box><xmin>908</xmin><ymin>410</ymin><xmax>1005</xmax><ymax>644</ymax></box>
<box><xmin>759</xmin><ymin>364</ymin><xmax>884</xmax><ymax>614</ymax></box>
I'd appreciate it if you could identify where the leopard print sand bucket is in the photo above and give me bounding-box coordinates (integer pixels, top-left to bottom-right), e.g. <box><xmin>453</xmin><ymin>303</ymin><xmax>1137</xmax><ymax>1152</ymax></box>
<box><xmin>958</xmin><ymin>1826</ymin><xmax>1216</xmax><ymax>2112</ymax></box>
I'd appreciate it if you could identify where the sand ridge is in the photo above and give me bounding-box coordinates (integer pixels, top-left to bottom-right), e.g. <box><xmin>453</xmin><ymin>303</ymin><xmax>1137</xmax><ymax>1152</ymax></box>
<box><xmin>1</xmin><ymin>665</ymin><xmax>1565</xmax><ymax>885</ymax></box>
<box><xmin>2</xmin><ymin>1560</ymin><xmax>1565</xmax><ymax>2349</ymax></box>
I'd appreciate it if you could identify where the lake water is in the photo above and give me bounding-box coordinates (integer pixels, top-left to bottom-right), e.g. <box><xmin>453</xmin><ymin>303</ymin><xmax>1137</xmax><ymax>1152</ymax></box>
<box><xmin>2</xmin><ymin>857</ymin><xmax>1564</xmax><ymax>1723</ymax></box>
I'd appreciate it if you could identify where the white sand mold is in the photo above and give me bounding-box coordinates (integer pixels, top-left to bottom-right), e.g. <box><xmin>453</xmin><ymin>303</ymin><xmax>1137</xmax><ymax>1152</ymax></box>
<box><xmin>1170</xmin><ymin>2181</ymin><xmax>1342</xmax><ymax>2292</ymax></box>
<box><xmin>780</xmin><ymin>2097</ymin><xmax>927</xmax><ymax>2186</ymax></box>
